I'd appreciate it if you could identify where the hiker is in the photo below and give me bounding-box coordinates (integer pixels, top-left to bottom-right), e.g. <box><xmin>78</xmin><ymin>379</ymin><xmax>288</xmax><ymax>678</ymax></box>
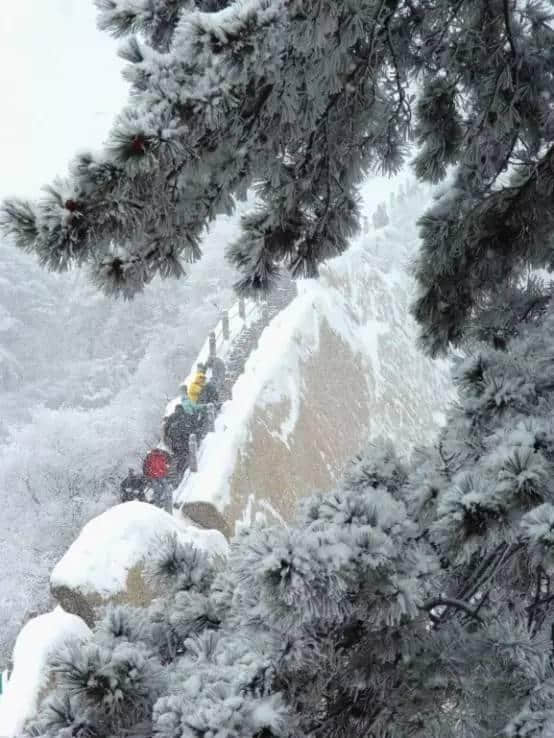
<box><xmin>206</xmin><ymin>355</ymin><xmax>226</xmax><ymax>391</ymax></box>
<box><xmin>142</xmin><ymin>447</ymin><xmax>173</xmax><ymax>513</ymax></box>
<box><xmin>177</xmin><ymin>383</ymin><xmax>203</xmax><ymax>439</ymax></box>
<box><xmin>120</xmin><ymin>467</ymin><xmax>146</xmax><ymax>503</ymax></box>
<box><xmin>163</xmin><ymin>404</ymin><xmax>192</xmax><ymax>485</ymax></box>
<box><xmin>193</xmin><ymin>379</ymin><xmax>220</xmax><ymax>440</ymax></box>
<box><xmin>187</xmin><ymin>363</ymin><xmax>206</xmax><ymax>404</ymax></box>
<box><xmin>198</xmin><ymin>378</ymin><xmax>219</xmax><ymax>409</ymax></box>
<box><xmin>178</xmin><ymin>383</ymin><xmax>196</xmax><ymax>414</ymax></box>
<box><xmin>163</xmin><ymin>404</ymin><xmax>189</xmax><ymax>457</ymax></box>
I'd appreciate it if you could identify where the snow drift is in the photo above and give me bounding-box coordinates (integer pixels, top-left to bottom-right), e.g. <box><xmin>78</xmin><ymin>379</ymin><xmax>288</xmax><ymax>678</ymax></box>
<box><xmin>0</xmin><ymin>607</ymin><xmax>90</xmax><ymax>738</ymax></box>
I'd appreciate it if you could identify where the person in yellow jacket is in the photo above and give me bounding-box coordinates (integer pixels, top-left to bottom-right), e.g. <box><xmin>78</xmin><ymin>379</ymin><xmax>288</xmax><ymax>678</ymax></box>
<box><xmin>187</xmin><ymin>363</ymin><xmax>206</xmax><ymax>404</ymax></box>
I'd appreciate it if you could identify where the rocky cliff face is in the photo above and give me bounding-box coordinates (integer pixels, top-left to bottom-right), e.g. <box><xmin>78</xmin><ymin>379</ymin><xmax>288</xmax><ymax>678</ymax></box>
<box><xmin>176</xmin><ymin>182</ymin><xmax>453</xmax><ymax>531</ymax></box>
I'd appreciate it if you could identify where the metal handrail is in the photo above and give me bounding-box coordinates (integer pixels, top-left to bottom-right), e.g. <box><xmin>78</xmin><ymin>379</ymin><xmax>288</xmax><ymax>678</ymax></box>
<box><xmin>210</xmin><ymin>299</ymin><xmax>259</xmax><ymax>354</ymax></box>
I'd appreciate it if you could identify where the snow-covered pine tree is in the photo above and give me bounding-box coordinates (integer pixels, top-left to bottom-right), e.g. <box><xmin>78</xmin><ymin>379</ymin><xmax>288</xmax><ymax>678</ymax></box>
<box><xmin>2</xmin><ymin>0</ymin><xmax>553</xmax><ymax>345</ymax></box>
<box><xmin>9</xmin><ymin>1</ymin><xmax>554</xmax><ymax>736</ymax></box>
<box><xmin>403</xmin><ymin>304</ymin><xmax>554</xmax><ymax>737</ymax></box>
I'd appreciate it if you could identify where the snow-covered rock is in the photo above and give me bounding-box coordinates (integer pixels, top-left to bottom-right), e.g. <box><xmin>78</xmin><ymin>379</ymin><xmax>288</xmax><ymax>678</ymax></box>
<box><xmin>176</xmin><ymin>179</ymin><xmax>454</xmax><ymax>532</ymax></box>
<box><xmin>50</xmin><ymin>501</ymin><xmax>228</xmax><ymax>626</ymax></box>
<box><xmin>0</xmin><ymin>607</ymin><xmax>90</xmax><ymax>738</ymax></box>
<box><xmin>181</xmin><ymin>500</ymin><xmax>232</xmax><ymax>539</ymax></box>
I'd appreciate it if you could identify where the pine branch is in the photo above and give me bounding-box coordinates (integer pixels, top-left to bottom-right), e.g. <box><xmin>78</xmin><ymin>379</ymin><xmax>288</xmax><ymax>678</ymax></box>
<box><xmin>422</xmin><ymin>597</ymin><xmax>485</xmax><ymax>624</ymax></box>
<box><xmin>503</xmin><ymin>0</ymin><xmax>517</xmax><ymax>59</ymax></box>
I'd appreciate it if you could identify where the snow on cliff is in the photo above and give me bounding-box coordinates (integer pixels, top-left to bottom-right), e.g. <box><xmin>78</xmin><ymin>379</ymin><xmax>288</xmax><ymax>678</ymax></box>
<box><xmin>175</xmin><ymin>179</ymin><xmax>453</xmax><ymax>530</ymax></box>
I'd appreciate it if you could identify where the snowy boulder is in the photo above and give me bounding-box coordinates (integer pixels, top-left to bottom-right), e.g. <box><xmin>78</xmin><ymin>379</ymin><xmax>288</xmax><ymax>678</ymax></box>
<box><xmin>0</xmin><ymin>607</ymin><xmax>90</xmax><ymax>738</ymax></box>
<box><xmin>50</xmin><ymin>501</ymin><xmax>228</xmax><ymax>626</ymax></box>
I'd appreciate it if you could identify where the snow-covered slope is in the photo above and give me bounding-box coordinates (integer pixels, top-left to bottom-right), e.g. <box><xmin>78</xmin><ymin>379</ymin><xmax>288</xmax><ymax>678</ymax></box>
<box><xmin>176</xmin><ymin>180</ymin><xmax>453</xmax><ymax>531</ymax></box>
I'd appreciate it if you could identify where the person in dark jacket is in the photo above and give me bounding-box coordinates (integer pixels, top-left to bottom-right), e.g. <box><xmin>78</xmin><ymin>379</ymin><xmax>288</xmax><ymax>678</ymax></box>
<box><xmin>206</xmin><ymin>356</ymin><xmax>226</xmax><ymax>391</ymax></box>
<box><xmin>163</xmin><ymin>404</ymin><xmax>191</xmax><ymax>485</ymax></box>
<box><xmin>194</xmin><ymin>380</ymin><xmax>220</xmax><ymax>440</ymax></box>
<box><xmin>198</xmin><ymin>379</ymin><xmax>219</xmax><ymax>409</ymax></box>
<box><xmin>120</xmin><ymin>467</ymin><xmax>146</xmax><ymax>503</ymax></box>
<box><xmin>163</xmin><ymin>404</ymin><xmax>190</xmax><ymax>457</ymax></box>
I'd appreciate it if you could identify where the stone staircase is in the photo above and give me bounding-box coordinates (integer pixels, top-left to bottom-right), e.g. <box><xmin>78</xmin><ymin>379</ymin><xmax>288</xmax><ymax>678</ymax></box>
<box><xmin>220</xmin><ymin>278</ymin><xmax>298</xmax><ymax>402</ymax></box>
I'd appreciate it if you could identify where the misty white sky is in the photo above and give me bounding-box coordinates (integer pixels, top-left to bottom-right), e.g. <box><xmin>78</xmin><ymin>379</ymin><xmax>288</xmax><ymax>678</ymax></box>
<box><xmin>0</xmin><ymin>0</ymin><xmax>126</xmax><ymax>199</ymax></box>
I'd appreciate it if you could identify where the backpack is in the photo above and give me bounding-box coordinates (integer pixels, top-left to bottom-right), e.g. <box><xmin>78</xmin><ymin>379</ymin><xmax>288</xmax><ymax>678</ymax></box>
<box><xmin>143</xmin><ymin>449</ymin><xmax>171</xmax><ymax>479</ymax></box>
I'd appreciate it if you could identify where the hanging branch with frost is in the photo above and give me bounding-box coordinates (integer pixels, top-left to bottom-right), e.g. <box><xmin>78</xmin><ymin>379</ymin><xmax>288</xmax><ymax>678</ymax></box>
<box><xmin>2</xmin><ymin>1</ymin><xmax>554</xmax><ymax>345</ymax></box>
<box><xmin>3</xmin><ymin>1</ymin><xmax>552</xmax><ymax>342</ymax></box>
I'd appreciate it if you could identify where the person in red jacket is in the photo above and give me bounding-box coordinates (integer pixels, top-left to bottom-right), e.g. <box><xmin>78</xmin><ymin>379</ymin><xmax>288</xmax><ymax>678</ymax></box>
<box><xmin>142</xmin><ymin>448</ymin><xmax>172</xmax><ymax>512</ymax></box>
